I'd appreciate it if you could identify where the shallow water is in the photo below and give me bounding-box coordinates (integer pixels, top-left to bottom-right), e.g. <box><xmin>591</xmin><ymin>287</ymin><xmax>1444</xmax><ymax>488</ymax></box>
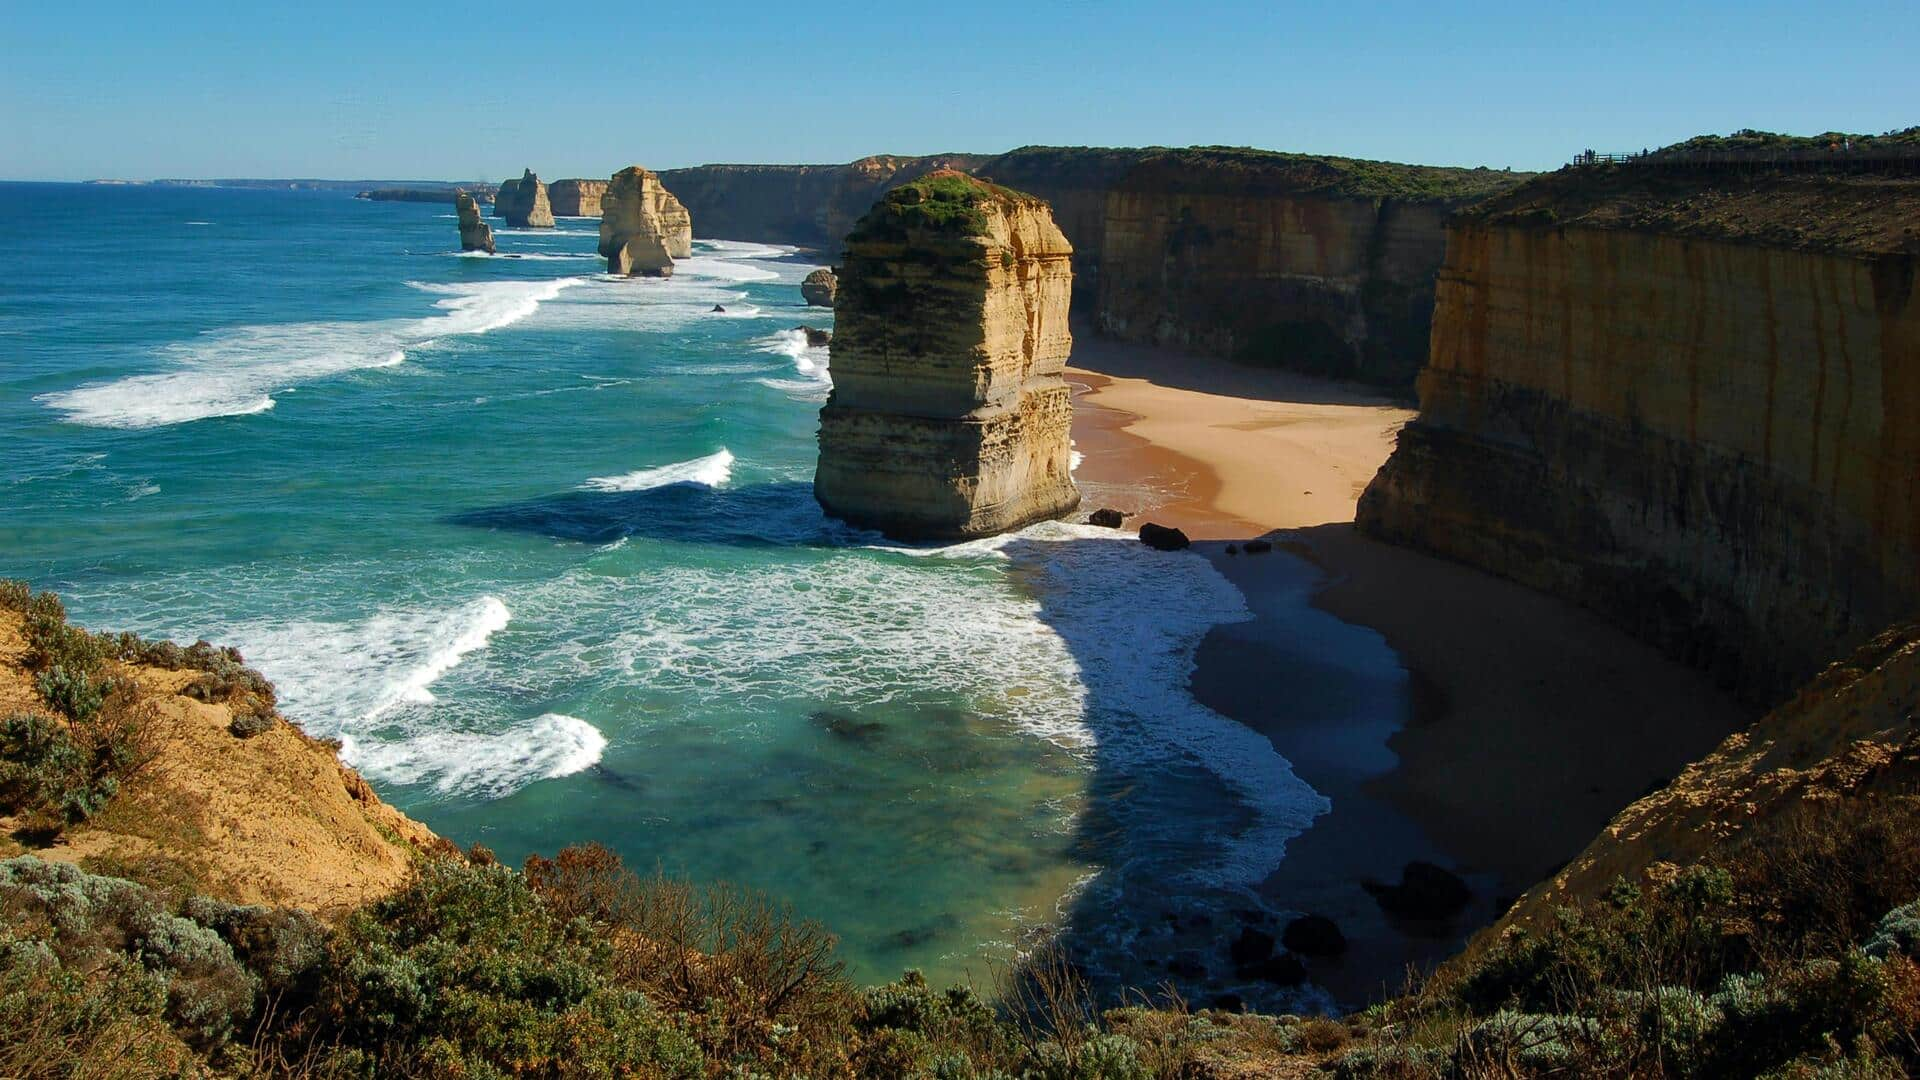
<box><xmin>0</xmin><ymin>182</ymin><xmax>1401</xmax><ymax>1005</ymax></box>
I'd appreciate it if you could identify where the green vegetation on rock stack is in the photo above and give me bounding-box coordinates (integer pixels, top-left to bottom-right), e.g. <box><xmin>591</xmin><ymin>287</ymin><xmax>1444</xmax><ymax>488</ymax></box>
<box><xmin>846</xmin><ymin>172</ymin><xmax>1038</xmax><ymax>241</ymax></box>
<box><xmin>1114</xmin><ymin>144</ymin><xmax>1527</xmax><ymax>200</ymax></box>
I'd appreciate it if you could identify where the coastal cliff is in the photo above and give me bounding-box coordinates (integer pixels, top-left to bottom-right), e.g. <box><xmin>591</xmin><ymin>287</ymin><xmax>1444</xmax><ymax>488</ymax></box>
<box><xmin>498</xmin><ymin>168</ymin><xmax>554</xmax><ymax>227</ymax></box>
<box><xmin>666</xmin><ymin>147</ymin><xmax>1525</xmax><ymax>388</ymax></box>
<box><xmin>598</xmin><ymin>166</ymin><xmax>691</xmax><ymax>275</ymax></box>
<box><xmin>815</xmin><ymin>172</ymin><xmax>1079</xmax><ymax>538</ymax></box>
<box><xmin>1358</xmin><ymin>167</ymin><xmax>1920</xmax><ymax>703</ymax></box>
<box><xmin>660</xmin><ymin>153</ymin><xmax>988</xmax><ymax>249</ymax></box>
<box><xmin>0</xmin><ymin>594</ymin><xmax>443</xmax><ymax>914</ymax></box>
<box><xmin>548</xmin><ymin>178</ymin><xmax>607</xmax><ymax>217</ymax></box>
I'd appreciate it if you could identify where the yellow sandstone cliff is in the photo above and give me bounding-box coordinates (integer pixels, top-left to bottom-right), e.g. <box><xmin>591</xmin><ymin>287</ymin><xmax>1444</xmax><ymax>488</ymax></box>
<box><xmin>815</xmin><ymin>172</ymin><xmax>1080</xmax><ymax>539</ymax></box>
<box><xmin>1359</xmin><ymin>168</ymin><xmax>1920</xmax><ymax>703</ymax></box>
<box><xmin>0</xmin><ymin>608</ymin><xmax>445</xmax><ymax>915</ymax></box>
<box><xmin>599</xmin><ymin>166</ymin><xmax>694</xmax><ymax>276</ymax></box>
<box><xmin>548</xmin><ymin>178</ymin><xmax>608</xmax><ymax>217</ymax></box>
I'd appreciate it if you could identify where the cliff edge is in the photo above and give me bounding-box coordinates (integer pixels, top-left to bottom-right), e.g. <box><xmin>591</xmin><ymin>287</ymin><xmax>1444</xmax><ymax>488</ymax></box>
<box><xmin>815</xmin><ymin>172</ymin><xmax>1079</xmax><ymax>539</ymax></box>
<box><xmin>0</xmin><ymin>591</ymin><xmax>444</xmax><ymax>915</ymax></box>
<box><xmin>1359</xmin><ymin>163</ymin><xmax>1920</xmax><ymax>702</ymax></box>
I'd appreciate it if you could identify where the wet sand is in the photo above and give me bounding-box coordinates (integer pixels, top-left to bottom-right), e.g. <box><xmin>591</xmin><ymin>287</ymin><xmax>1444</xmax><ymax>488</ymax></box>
<box><xmin>1067</xmin><ymin>337</ymin><xmax>1752</xmax><ymax>1007</ymax></box>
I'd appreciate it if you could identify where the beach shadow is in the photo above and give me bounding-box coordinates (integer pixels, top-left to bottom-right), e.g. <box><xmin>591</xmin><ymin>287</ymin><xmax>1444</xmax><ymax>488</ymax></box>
<box><xmin>1067</xmin><ymin>329</ymin><xmax>1408</xmax><ymax>408</ymax></box>
<box><xmin>444</xmin><ymin>480</ymin><xmax>841</xmax><ymax>548</ymax></box>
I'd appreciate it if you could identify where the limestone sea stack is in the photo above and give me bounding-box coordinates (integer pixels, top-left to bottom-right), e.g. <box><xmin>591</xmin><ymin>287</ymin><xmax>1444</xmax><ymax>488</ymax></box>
<box><xmin>454</xmin><ymin>192</ymin><xmax>495</xmax><ymax>254</ymax></box>
<box><xmin>801</xmin><ymin>267</ymin><xmax>837</xmax><ymax>307</ymax></box>
<box><xmin>492</xmin><ymin>177</ymin><xmax>518</xmax><ymax>218</ymax></box>
<box><xmin>498</xmin><ymin>169</ymin><xmax>554</xmax><ymax>227</ymax></box>
<box><xmin>598</xmin><ymin>166</ymin><xmax>694</xmax><ymax>276</ymax></box>
<box><xmin>548</xmin><ymin>178</ymin><xmax>608</xmax><ymax>217</ymax></box>
<box><xmin>815</xmin><ymin>171</ymin><xmax>1079</xmax><ymax>539</ymax></box>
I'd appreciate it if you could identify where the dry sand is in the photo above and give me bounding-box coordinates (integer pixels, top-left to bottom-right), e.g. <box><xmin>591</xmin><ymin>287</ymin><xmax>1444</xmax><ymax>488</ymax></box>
<box><xmin>1067</xmin><ymin>337</ymin><xmax>1751</xmax><ymax>1005</ymax></box>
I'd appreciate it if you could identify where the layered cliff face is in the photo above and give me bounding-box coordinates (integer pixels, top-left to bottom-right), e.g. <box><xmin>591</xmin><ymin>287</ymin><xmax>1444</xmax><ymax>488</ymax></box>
<box><xmin>1359</xmin><ymin>169</ymin><xmax>1920</xmax><ymax>704</ymax></box>
<box><xmin>660</xmin><ymin>154</ymin><xmax>987</xmax><ymax>249</ymax></box>
<box><xmin>1085</xmin><ymin>149</ymin><xmax>1519</xmax><ymax>388</ymax></box>
<box><xmin>548</xmin><ymin>178</ymin><xmax>608</xmax><ymax>217</ymax></box>
<box><xmin>455</xmin><ymin>191</ymin><xmax>495</xmax><ymax>253</ymax></box>
<box><xmin>598</xmin><ymin>166</ymin><xmax>692</xmax><ymax>276</ymax></box>
<box><xmin>816</xmin><ymin>172</ymin><xmax>1079</xmax><ymax>539</ymax></box>
<box><xmin>498</xmin><ymin>168</ymin><xmax>555</xmax><ymax>228</ymax></box>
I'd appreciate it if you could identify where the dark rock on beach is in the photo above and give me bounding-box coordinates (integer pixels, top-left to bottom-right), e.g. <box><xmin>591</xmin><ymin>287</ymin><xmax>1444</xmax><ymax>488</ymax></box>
<box><xmin>1364</xmin><ymin>860</ymin><xmax>1472</xmax><ymax>920</ymax></box>
<box><xmin>1087</xmin><ymin>508</ymin><xmax>1125</xmax><ymax>528</ymax></box>
<box><xmin>1282</xmin><ymin>914</ymin><xmax>1348</xmax><ymax>956</ymax></box>
<box><xmin>1138</xmin><ymin>522</ymin><xmax>1190</xmax><ymax>551</ymax></box>
<box><xmin>1229</xmin><ymin>926</ymin><xmax>1276</xmax><ymax>968</ymax></box>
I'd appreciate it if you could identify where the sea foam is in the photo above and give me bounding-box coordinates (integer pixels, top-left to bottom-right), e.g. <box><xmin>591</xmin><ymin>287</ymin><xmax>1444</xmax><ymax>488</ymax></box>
<box><xmin>581</xmin><ymin>448</ymin><xmax>734</xmax><ymax>492</ymax></box>
<box><xmin>40</xmin><ymin>278</ymin><xmax>579</xmax><ymax>429</ymax></box>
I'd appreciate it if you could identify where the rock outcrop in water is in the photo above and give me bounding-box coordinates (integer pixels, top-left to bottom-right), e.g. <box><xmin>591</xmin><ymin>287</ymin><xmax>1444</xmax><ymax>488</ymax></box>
<box><xmin>1358</xmin><ymin>166</ymin><xmax>1920</xmax><ymax>704</ymax></box>
<box><xmin>815</xmin><ymin>172</ymin><xmax>1079</xmax><ymax>539</ymax></box>
<box><xmin>548</xmin><ymin>178</ymin><xmax>608</xmax><ymax>217</ymax></box>
<box><xmin>492</xmin><ymin>177</ymin><xmax>517</xmax><ymax>217</ymax></box>
<box><xmin>597</xmin><ymin>166</ymin><xmax>693</xmax><ymax>276</ymax></box>
<box><xmin>801</xmin><ymin>268</ymin><xmax>837</xmax><ymax>306</ymax></box>
<box><xmin>454</xmin><ymin>192</ymin><xmax>495</xmax><ymax>254</ymax></box>
<box><xmin>497</xmin><ymin>169</ymin><xmax>554</xmax><ymax>228</ymax></box>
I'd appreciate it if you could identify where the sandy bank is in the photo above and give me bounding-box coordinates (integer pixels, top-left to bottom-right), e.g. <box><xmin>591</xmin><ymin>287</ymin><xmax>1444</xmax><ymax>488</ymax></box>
<box><xmin>1067</xmin><ymin>337</ymin><xmax>1751</xmax><ymax>1005</ymax></box>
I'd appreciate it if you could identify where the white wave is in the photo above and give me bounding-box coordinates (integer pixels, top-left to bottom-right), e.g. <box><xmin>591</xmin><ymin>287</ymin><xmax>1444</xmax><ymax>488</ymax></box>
<box><xmin>41</xmin><ymin>278</ymin><xmax>580</xmax><ymax>429</ymax></box>
<box><xmin>708</xmin><ymin>303</ymin><xmax>763</xmax><ymax>318</ymax></box>
<box><xmin>581</xmin><ymin>448</ymin><xmax>733</xmax><ymax>492</ymax></box>
<box><xmin>353</xmin><ymin>713</ymin><xmax>606</xmax><ymax>798</ymax></box>
<box><xmin>1070</xmin><ymin>449</ymin><xmax>1084</xmax><ymax>473</ymax></box>
<box><xmin>447</xmin><ymin>251</ymin><xmax>598</xmax><ymax>261</ymax></box>
<box><xmin>673</xmin><ymin>255</ymin><xmax>782</xmax><ymax>283</ymax></box>
<box><xmin>185</xmin><ymin>221</ymin><xmax>213</xmax><ymax>226</ymax></box>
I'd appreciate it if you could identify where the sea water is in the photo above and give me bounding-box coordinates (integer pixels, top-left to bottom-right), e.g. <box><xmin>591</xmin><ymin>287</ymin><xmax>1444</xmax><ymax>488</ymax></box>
<box><xmin>0</xmin><ymin>183</ymin><xmax>1395</xmax><ymax>1007</ymax></box>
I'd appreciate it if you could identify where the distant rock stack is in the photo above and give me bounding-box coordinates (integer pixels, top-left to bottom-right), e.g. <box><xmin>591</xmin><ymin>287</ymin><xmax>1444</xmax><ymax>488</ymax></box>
<box><xmin>549</xmin><ymin>179</ymin><xmax>609</xmax><ymax>217</ymax></box>
<box><xmin>801</xmin><ymin>268</ymin><xmax>837</xmax><ymax>307</ymax></box>
<box><xmin>598</xmin><ymin>166</ymin><xmax>694</xmax><ymax>276</ymax></box>
<box><xmin>498</xmin><ymin>169</ymin><xmax>554</xmax><ymax>228</ymax></box>
<box><xmin>815</xmin><ymin>171</ymin><xmax>1079</xmax><ymax>539</ymax></box>
<box><xmin>492</xmin><ymin>177</ymin><xmax>518</xmax><ymax>218</ymax></box>
<box><xmin>454</xmin><ymin>192</ymin><xmax>495</xmax><ymax>254</ymax></box>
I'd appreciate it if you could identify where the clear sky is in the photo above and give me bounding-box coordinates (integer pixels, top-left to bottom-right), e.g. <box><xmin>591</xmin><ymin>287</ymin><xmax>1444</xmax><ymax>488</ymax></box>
<box><xmin>4</xmin><ymin>1</ymin><xmax>1915</xmax><ymax>181</ymax></box>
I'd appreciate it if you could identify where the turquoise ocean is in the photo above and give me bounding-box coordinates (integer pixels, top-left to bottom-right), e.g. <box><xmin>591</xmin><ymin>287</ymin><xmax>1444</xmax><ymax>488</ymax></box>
<box><xmin>0</xmin><ymin>182</ymin><xmax>1404</xmax><ymax>1008</ymax></box>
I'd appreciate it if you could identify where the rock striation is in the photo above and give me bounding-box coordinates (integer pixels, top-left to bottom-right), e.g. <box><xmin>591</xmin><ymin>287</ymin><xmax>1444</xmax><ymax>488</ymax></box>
<box><xmin>497</xmin><ymin>168</ymin><xmax>554</xmax><ymax>228</ymax></box>
<box><xmin>1358</xmin><ymin>168</ymin><xmax>1920</xmax><ymax>704</ymax></box>
<box><xmin>815</xmin><ymin>172</ymin><xmax>1079</xmax><ymax>539</ymax></box>
<box><xmin>660</xmin><ymin>154</ymin><xmax>990</xmax><ymax>250</ymax></box>
<box><xmin>454</xmin><ymin>192</ymin><xmax>495</xmax><ymax>254</ymax></box>
<box><xmin>598</xmin><ymin>166</ymin><xmax>694</xmax><ymax>276</ymax></box>
<box><xmin>801</xmin><ymin>268</ymin><xmax>837</xmax><ymax>306</ymax></box>
<box><xmin>548</xmin><ymin>178</ymin><xmax>608</xmax><ymax>217</ymax></box>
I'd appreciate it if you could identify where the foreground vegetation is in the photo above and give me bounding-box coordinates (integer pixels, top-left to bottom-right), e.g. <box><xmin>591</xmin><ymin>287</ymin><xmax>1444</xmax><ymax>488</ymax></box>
<box><xmin>5</xmin><ymin>580</ymin><xmax>1917</xmax><ymax>1076</ymax></box>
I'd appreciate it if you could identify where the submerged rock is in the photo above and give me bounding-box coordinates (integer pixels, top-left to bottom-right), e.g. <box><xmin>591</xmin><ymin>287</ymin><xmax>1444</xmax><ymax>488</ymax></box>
<box><xmin>599</xmin><ymin>166</ymin><xmax>694</xmax><ymax>277</ymax></box>
<box><xmin>1138</xmin><ymin>523</ymin><xmax>1189</xmax><ymax>551</ymax></box>
<box><xmin>795</xmin><ymin>325</ymin><xmax>831</xmax><ymax>347</ymax></box>
<box><xmin>497</xmin><ymin>169</ymin><xmax>554</xmax><ymax>228</ymax></box>
<box><xmin>1364</xmin><ymin>861</ymin><xmax>1471</xmax><ymax>920</ymax></box>
<box><xmin>1088</xmin><ymin>508</ymin><xmax>1125</xmax><ymax>528</ymax></box>
<box><xmin>814</xmin><ymin>171</ymin><xmax>1079</xmax><ymax>540</ymax></box>
<box><xmin>454</xmin><ymin>192</ymin><xmax>494</xmax><ymax>254</ymax></box>
<box><xmin>801</xmin><ymin>267</ymin><xmax>838</xmax><ymax>307</ymax></box>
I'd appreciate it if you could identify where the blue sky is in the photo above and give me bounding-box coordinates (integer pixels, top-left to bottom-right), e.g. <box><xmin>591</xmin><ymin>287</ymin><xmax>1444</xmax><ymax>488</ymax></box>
<box><xmin>4</xmin><ymin>1</ymin><xmax>1914</xmax><ymax>180</ymax></box>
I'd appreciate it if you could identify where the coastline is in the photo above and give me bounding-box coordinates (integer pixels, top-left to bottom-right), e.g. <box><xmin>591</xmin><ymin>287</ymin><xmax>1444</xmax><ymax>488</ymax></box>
<box><xmin>1066</xmin><ymin>336</ymin><xmax>1753</xmax><ymax>1005</ymax></box>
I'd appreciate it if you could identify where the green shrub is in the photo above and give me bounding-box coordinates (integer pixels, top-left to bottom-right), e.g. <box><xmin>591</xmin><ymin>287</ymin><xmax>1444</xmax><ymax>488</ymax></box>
<box><xmin>34</xmin><ymin>665</ymin><xmax>108</xmax><ymax>723</ymax></box>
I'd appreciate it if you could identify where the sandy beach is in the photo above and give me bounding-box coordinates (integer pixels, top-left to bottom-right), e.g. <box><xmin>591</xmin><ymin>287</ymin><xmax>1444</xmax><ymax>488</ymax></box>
<box><xmin>1067</xmin><ymin>336</ymin><xmax>1752</xmax><ymax>1005</ymax></box>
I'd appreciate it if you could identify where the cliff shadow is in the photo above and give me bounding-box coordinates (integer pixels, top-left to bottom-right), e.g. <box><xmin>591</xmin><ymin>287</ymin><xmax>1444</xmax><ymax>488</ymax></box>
<box><xmin>444</xmin><ymin>480</ymin><xmax>847</xmax><ymax>549</ymax></box>
<box><xmin>1067</xmin><ymin>333</ymin><xmax>1408</xmax><ymax>407</ymax></box>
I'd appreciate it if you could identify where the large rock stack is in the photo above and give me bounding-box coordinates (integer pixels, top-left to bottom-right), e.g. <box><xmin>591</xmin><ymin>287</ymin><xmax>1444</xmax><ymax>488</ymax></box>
<box><xmin>497</xmin><ymin>169</ymin><xmax>554</xmax><ymax>228</ymax></box>
<box><xmin>814</xmin><ymin>171</ymin><xmax>1079</xmax><ymax>539</ymax></box>
<box><xmin>598</xmin><ymin>166</ymin><xmax>694</xmax><ymax>276</ymax></box>
<box><xmin>801</xmin><ymin>268</ymin><xmax>837</xmax><ymax>307</ymax></box>
<box><xmin>548</xmin><ymin>179</ymin><xmax>609</xmax><ymax>217</ymax></box>
<box><xmin>491</xmin><ymin>177</ymin><xmax>517</xmax><ymax>217</ymax></box>
<box><xmin>454</xmin><ymin>192</ymin><xmax>495</xmax><ymax>253</ymax></box>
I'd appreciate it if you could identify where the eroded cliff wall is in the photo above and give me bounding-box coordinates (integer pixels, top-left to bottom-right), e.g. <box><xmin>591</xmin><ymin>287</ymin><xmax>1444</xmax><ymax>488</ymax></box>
<box><xmin>549</xmin><ymin>178</ymin><xmax>608</xmax><ymax>217</ymax></box>
<box><xmin>816</xmin><ymin>173</ymin><xmax>1078</xmax><ymax>539</ymax></box>
<box><xmin>1359</xmin><ymin>170</ymin><xmax>1920</xmax><ymax>703</ymax></box>
<box><xmin>660</xmin><ymin>154</ymin><xmax>987</xmax><ymax>249</ymax></box>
